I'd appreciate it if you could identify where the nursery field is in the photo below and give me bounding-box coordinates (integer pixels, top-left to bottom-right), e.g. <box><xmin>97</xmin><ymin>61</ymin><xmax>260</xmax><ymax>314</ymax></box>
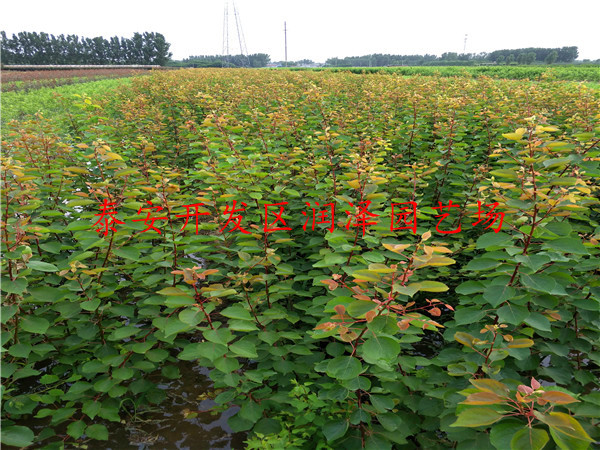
<box><xmin>290</xmin><ymin>65</ymin><xmax>600</xmax><ymax>82</ymax></box>
<box><xmin>1</xmin><ymin>68</ymin><xmax>148</xmax><ymax>93</ymax></box>
<box><xmin>1</xmin><ymin>69</ymin><xmax>599</xmax><ymax>449</ymax></box>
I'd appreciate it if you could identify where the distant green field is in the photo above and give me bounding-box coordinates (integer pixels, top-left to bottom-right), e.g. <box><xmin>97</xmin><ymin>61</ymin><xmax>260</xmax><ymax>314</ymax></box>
<box><xmin>283</xmin><ymin>65</ymin><xmax>600</xmax><ymax>82</ymax></box>
<box><xmin>1</xmin><ymin>77</ymin><xmax>133</xmax><ymax>127</ymax></box>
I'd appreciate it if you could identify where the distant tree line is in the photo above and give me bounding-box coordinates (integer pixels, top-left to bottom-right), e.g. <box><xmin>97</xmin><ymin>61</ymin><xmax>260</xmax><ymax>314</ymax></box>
<box><xmin>0</xmin><ymin>31</ymin><xmax>172</xmax><ymax>65</ymax></box>
<box><xmin>326</xmin><ymin>47</ymin><xmax>582</xmax><ymax>67</ymax></box>
<box><xmin>169</xmin><ymin>53</ymin><xmax>271</xmax><ymax>68</ymax></box>
<box><xmin>487</xmin><ymin>47</ymin><xmax>578</xmax><ymax>64</ymax></box>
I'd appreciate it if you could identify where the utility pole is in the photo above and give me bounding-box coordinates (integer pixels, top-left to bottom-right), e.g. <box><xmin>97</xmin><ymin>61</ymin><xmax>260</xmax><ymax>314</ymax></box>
<box><xmin>284</xmin><ymin>21</ymin><xmax>288</xmax><ymax>67</ymax></box>
<box><xmin>463</xmin><ymin>34</ymin><xmax>468</xmax><ymax>53</ymax></box>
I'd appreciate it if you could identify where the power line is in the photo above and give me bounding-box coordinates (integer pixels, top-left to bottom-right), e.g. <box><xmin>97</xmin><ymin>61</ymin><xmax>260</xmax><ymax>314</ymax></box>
<box><xmin>221</xmin><ymin>0</ymin><xmax>250</xmax><ymax>67</ymax></box>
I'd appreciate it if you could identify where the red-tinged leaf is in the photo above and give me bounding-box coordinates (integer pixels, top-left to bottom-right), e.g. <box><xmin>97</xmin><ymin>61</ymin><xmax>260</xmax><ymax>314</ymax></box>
<box><xmin>429</xmin><ymin>307</ymin><xmax>441</xmax><ymax>316</ymax></box>
<box><xmin>518</xmin><ymin>385</ymin><xmax>534</xmax><ymax>395</ymax></box>
<box><xmin>530</xmin><ymin>377</ymin><xmax>541</xmax><ymax>390</ymax></box>
<box><xmin>321</xmin><ymin>279</ymin><xmax>339</xmax><ymax>291</ymax></box>
<box><xmin>397</xmin><ymin>320</ymin><xmax>410</xmax><ymax>330</ymax></box>
<box><xmin>469</xmin><ymin>379</ymin><xmax>510</xmax><ymax>397</ymax></box>
<box><xmin>444</xmin><ymin>304</ymin><xmax>455</xmax><ymax>311</ymax></box>
<box><xmin>449</xmin><ymin>407</ymin><xmax>504</xmax><ymax>427</ymax></box>
<box><xmin>334</xmin><ymin>304</ymin><xmax>346</xmax><ymax>316</ymax></box>
<box><xmin>365</xmin><ymin>310</ymin><xmax>377</xmax><ymax>323</ymax></box>
<box><xmin>353</xmin><ymin>294</ymin><xmax>371</xmax><ymax>301</ymax></box>
<box><xmin>201</xmin><ymin>269</ymin><xmax>220</xmax><ymax>277</ymax></box>
<box><xmin>461</xmin><ymin>391</ymin><xmax>505</xmax><ymax>405</ymax></box>
<box><xmin>540</xmin><ymin>391</ymin><xmax>579</xmax><ymax>405</ymax></box>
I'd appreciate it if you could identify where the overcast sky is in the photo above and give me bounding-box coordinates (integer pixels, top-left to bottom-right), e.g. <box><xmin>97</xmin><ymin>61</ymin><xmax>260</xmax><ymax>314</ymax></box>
<box><xmin>2</xmin><ymin>0</ymin><xmax>599</xmax><ymax>62</ymax></box>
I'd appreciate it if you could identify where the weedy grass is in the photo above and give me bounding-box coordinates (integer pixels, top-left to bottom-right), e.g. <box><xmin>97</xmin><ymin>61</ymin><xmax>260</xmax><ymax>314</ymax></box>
<box><xmin>1</xmin><ymin>69</ymin><xmax>599</xmax><ymax>449</ymax></box>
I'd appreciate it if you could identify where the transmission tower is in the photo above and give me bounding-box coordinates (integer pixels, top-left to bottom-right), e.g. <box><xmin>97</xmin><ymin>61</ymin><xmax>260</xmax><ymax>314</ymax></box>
<box><xmin>222</xmin><ymin>0</ymin><xmax>250</xmax><ymax>67</ymax></box>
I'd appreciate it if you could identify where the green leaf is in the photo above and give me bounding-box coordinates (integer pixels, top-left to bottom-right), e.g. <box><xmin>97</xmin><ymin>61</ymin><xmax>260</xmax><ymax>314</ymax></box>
<box><xmin>520</xmin><ymin>274</ymin><xmax>566</xmax><ymax>296</ymax></box>
<box><xmin>203</xmin><ymin>328</ymin><xmax>234</xmax><ymax>345</ymax></box>
<box><xmin>456</xmin><ymin>280</ymin><xmax>485</xmax><ymax>294</ymax></box>
<box><xmin>214</xmin><ymin>356</ymin><xmax>241</xmax><ymax>373</ymax></box>
<box><xmin>543</xmin><ymin>238</ymin><xmax>588</xmax><ymax>255</ymax></box>
<box><xmin>163</xmin><ymin>316</ymin><xmax>192</xmax><ymax>337</ymax></box>
<box><xmin>524</xmin><ymin>312</ymin><xmax>551</xmax><ymax>332</ymax></box>
<box><xmin>476</xmin><ymin>232</ymin><xmax>512</xmax><ymax>249</ymax></box>
<box><xmin>228</xmin><ymin>319</ymin><xmax>259</xmax><ymax>331</ymax></box>
<box><xmin>20</xmin><ymin>315</ymin><xmax>50</xmax><ymax>334</ymax></box>
<box><xmin>464</xmin><ymin>258</ymin><xmax>501</xmax><ymax>271</ymax></box>
<box><xmin>28</xmin><ymin>260</ymin><xmax>59</xmax><ymax>272</ymax></box>
<box><xmin>377</xmin><ymin>412</ymin><xmax>404</xmax><ymax>431</ymax></box>
<box><xmin>29</xmin><ymin>286</ymin><xmax>65</xmax><ymax>303</ymax></box>
<box><xmin>497</xmin><ymin>304</ymin><xmax>529</xmax><ymax>325</ymax></box>
<box><xmin>67</xmin><ymin>420</ymin><xmax>87</xmax><ymax>439</ymax></box>
<box><xmin>229</xmin><ymin>338</ymin><xmax>258</xmax><ymax>358</ymax></box>
<box><xmin>109</xmin><ymin>325</ymin><xmax>139</xmax><ymax>340</ymax></box>
<box><xmin>371</xmin><ymin>395</ymin><xmax>395</xmax><ymax>412</ymax></box>
<box><xmin>347</xmin><ymin>300</ymin><xmax>378</xmax><ymax>317</ymax></box>
<box><xmin>313</xmin><ymin>253</ymin><xmax>347</xmax><ymax>267</ymax></box>
<box><xmin>221</xmin><ymin>305</ymin><xmax>253</xmax><ymax>320</ymax></box>
<box><xmin>514</xmin><ymin>254</ymin><xmax>551</xmax><ymax>272</ymax></box>
<box><xmin>1</xmin><ymin>304</ymin><xmax>18</xmax><ymax>323</ymax></box>
<box><xmin>365</xmin><ymin>435</ymin><xmax>392</xmax><ymax>450</ymax></box>
<box><xmin>239</xmin><ymin>401</ymin><xmax>264</xmax><ymax>423</ymax></box>
<box><xmin>178</xmin><ymin>342</ymin><xmax>227</xmax><ymax>362</ymax></box>
<box><xmin>361</xmin><ymin>337</ymin><xmax>400</xmax><ymax>364</ymax></box>
<box><xmin>82</xmin><ymin>400</ymin><xmax>102</xmax><ymax>419</ymax></box>
<box><xmin>535</xmin><ymin>411</ymin><xmax>594</xmax><ymax>442</ymax></box>
<box><xmin>326</xmin><ymin>356</ymin><xmax>363</xmax><ymax>380</ymax></box>
<box><xmin>484</xmin><ymin>284</ymin><xmax>516</xmax><ymax>307</ymax></box>
<box><xmin>178</xmin><ymin>308</ymin><xmax>202</xmax><ymax>325</ymax></box>
<box><xmin>454</xmin><ymin>307</ymin><xmax>487</xmax><ymax>325</ymax></box>
<box><xmin>81</xmin><ymin>299</ymin><xmax>101</xmax><ymax>311</ymax></box>
<box><xmin>323</xmin><ymin>419</ymin><xmax>349</xmax><ymax>442</ymax></box>
<box><xmin>86</xmin><ymin>424</ymin><xmax>109</xmax><ymax>441</ymax></box>
<box><xmin>549</xmin><ymin>427</ymin><xmax>593</xmax><ymax>450</ymax></box>
<box><xmin>510</xmin><ymin>428</ymin><xmax>549</xmax><ymax>450</ymax></box>
<box><xmin>51</xmin><ymin>407</ymin><xmax>76</xmax><ymax>424</ymax></box>
<box><xmin>408</xmin><ymin>280</ymin><xmax>449</xmax><ymax>292</ymax></box>
<box><xmin>1</xmin><ymin>277</ymin><xmax>28</xmax><ymax>294</ymax></box>
<box><xmin>490</xmin><ymin>420</ymin><xmax>525</xmax><ymax>450</ymax></box>
<box><xmin>510</xmin><ymin>426</ymin><xmax>550</xmax><ymax>450</ymax></box>
<box><xmin>113</xmin><ymin>246</ymin><xmax>141</xmax><ymax>260</ymax></box>
<box><xmin>8</xmin><ymin>343</ymin><xmax>32</xmax><ymax>358</ymax></box>
<box><xmin>0</xmin><ymin>425</ymin><xmax>35</xmax><ymax>447</ymax></box>
<box><xmin>112</xmin><ymin>367</ymin><xmax>135</xmax><ymax>380</ymax></box>
<box><xmin>450</xmin><ymin>407</ymin><xmax>504</xmax><ymax>427</ymax></box>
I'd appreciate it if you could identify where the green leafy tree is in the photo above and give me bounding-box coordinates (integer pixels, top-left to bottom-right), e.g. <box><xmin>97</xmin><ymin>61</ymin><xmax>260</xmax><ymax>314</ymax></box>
<box><xmin>545</xmin><ymin>50</ymin><xmax>558</xmax><ymax>64</ymax></box>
